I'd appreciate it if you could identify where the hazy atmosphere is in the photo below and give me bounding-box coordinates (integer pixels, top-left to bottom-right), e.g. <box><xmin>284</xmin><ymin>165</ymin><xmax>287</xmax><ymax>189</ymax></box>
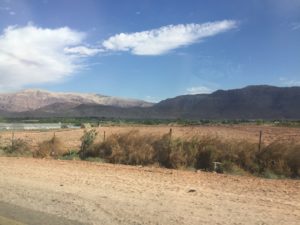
<box><xmin>0</xmin><ymin>0</ymin><xmax>299</xmax><ymax>101</ymax></box>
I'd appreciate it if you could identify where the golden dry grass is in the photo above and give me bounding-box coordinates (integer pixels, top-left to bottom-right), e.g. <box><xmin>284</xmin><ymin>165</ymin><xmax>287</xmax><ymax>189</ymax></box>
<box><xmin>0</xmin><ymin>124</ymin><xmax>300</xmax><ymax>151</ymax></box>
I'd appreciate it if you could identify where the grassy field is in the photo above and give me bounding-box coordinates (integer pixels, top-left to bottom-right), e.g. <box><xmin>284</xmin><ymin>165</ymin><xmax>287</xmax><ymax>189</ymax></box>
<box><xmin>1</xmin><ymin>124</ymin><xmax>300</xmax><ymax>178</ymax></box>
<box><xmin>0</xmin><ymin>124</ymin><xmax>300</xmax><ymax>150</ymax></box>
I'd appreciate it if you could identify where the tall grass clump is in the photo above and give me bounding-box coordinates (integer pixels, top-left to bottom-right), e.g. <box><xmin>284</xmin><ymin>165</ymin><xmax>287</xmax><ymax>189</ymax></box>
<box><xmin>165</xmin><ymin>138</ymin><xmax>199</xmax><ymax>169</ymax></box>
<box><xmin>86</xmin><ymin>130</ymin><xmax>299</xmax><ymax>178</ymax></box>
<box><xmin>256</xmin><ymin>141</ymin><xmax>300</xmax><ymax>178</ymax></box>
<box><xmin>34</xmin><ymin>136</ymin><xmax>65</xmax><ymax>158</ymax></box>
<box><xmin>79</xmin><ymin>129</ymin><xmax>98</xmax><ymax>159</ymax></box>
<box><xmin>91</xmin><ymin>130</ymin><xmax>198</xmax><ymax>168</ymax></box>
<box><xmin>1</xmin><ymin>138</ymin><xmax>31</xmax><ymax>157</ymax></box>
<box><xmin>94</xmin><ymin>130</ymin><xmax>157</xmax><ymax>165</ymax></box>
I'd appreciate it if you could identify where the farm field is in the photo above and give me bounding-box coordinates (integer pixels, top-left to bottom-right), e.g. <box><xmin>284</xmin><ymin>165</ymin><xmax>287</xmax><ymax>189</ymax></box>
<box><xmin>0</xmin><ymin>157</ymin><xmax>299</xmax><ymax>225</ymax></box>
<box><xmin>1</xmin><ymin>124</ymin><xmax>300</xmax><ymax>151</ymax></box>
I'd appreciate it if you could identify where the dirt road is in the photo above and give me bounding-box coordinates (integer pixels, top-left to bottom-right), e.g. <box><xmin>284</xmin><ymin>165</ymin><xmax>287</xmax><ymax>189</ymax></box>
<box><xmin>0</xmin><ymin>201</ymin><xmax>83</xmax><ymax>225</ymax></box>
<box><xmin>0</xmin><ymin>157</ymin><xmax>299</xmax><ymax>225</ymax></box>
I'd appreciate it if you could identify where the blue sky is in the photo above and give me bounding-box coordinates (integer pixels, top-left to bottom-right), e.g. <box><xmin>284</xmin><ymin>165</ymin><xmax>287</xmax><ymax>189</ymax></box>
<box><xmin>0</xmin><ymin>0</ymin><xmax>299</xmax><ymax>102</ymax></box>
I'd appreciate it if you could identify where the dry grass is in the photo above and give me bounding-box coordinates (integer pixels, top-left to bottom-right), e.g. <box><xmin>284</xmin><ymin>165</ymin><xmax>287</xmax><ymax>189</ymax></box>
<box><xmin>0</xmin><ymin>124</ymin><xmax>300</xmax><ymax>151</ymax></box>
<box><xmin>86</xmin><ymin>130</ymin><xmax>300</xmax><ymax>178</ymax></box>
<box><xmin>0</xmin><ymin>125</ymin><xmax>299</xmax><ymax>178</ymax></box>
<box><xmin>34</xmin><ymin>136</ymin><xmax>66</xmax><ymax>158</ymax></box>
<box><xmin>0</xmin><ymin>138</ymin><xmax>31</xmax><ymax>157</ymax></box>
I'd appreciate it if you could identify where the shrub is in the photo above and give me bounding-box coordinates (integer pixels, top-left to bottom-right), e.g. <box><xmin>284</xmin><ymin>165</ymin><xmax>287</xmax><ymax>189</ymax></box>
<box><xmin>60</xmin><ymin>150</ymin><xmax>80</xmax><ymax>160</ymax></box>
<box><xmin>230</xmin><ymin>141</ymin><xmax>259</xmax><ymax>174</ymax></box>
<box><xmin>73</xmin><ymin>130</ymin><xmax>300</xmax><ymax>178</ymax></box>
<box><xmin>168</xmin><ymin>140</ymin><xmax>191</xmax><ymax>169</ymax></box>
<box><xmin>98</xmin><ymin>130</ymin><xmax>156</xmax><ymax>165</ymax></box>
<box><xmin>222</xmin><ymin>160</ymin><xmax>248</xmax><ymax>175</ymax></box>
<box><xmin>195</xmin><ymin>145</ymin><xmax>220</xmax><ymax>171</ymax></box>
<box><xmin>34</xmin><ymin>136</ymin><xmax>65</xmax><ymax>158</ymax></box>
<box><xmin>152</xmin><ymin>134</ymin><xmax>172</xmax><ymax>168</ymax></box>
<box><xmin>262</xmin><ymin>169</ymin><xmax>285</xmax><ymax>179</ymax></box>
<box><xmin>2</xmin><ymin>138</ymin><xmax>31</xmax><ymax>156</ymax></box>
<box><xmin>79</xmin><ymin>129</ymin><xmax>98</xmax><ymax>159</ymax></box>
<box><xmin>286</xmin><ymin>146</ymin><xmax>300</xmax><ymax>177</ymax></box>
<box><xmin>256</xmin><ymin>141</ymin><xmax>292</xmax><ymax>177</ymax></box>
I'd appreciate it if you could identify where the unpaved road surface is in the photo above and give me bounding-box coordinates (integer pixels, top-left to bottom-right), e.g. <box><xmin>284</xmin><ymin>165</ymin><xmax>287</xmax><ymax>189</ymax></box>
<box><xmin>0</xmin><ymin>201</ymin><xmax>83</xmax><ymax>225</ymax></box>
<box><xmin>0</xmin><ymin>157</ymin><xmax>299</xmax><ymax>225</ymax></box>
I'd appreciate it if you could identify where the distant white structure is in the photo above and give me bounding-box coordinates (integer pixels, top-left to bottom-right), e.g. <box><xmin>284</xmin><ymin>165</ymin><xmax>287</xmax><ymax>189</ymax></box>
<box><xmin>0</xmin><ymin>123</ymin><xmax>62</xmax><ymax>130</ymax></box>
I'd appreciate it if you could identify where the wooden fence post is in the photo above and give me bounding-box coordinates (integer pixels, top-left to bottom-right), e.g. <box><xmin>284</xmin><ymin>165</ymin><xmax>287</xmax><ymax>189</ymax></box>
<box><xmin>52</xmin><ymin>132</ymin><xmax>56</xmax><ymax>157</ymax></box>
<box><xmin>11</xmin><ymin>131</ymin><xmax>14</xmax><ymax>151</ymax></box>
<box><xmin>169</xmin><ymin>128</ymin><xmax>172</xmax><ymax>146</ymax></box>
<box><xmin>258</xmin><ymin>130</ymin><xmax>263</xmax><ymax>152</ymax></box>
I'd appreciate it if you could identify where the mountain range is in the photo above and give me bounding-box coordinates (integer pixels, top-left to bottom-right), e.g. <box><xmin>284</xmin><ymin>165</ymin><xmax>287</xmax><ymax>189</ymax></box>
<box><xmin>0</xmin><ymin>85</ymin><xmax>299</xmax><ymax>120</ymax></box>
<box><xmin>0</xmin><ymin>89</ymin><xmax>152</xmax><ymax>112</ymax></box>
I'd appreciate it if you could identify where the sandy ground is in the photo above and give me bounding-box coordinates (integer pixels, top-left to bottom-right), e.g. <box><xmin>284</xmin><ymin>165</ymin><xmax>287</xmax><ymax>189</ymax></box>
<box><xmin>0</xmin><ymin>157</ymin><xmax>299</xmax><ymax>225</ymax></box>
<box><xmin>1</xmin><ymin>125</ymin><xmax>300</xmax><ymax>151</ymax></box>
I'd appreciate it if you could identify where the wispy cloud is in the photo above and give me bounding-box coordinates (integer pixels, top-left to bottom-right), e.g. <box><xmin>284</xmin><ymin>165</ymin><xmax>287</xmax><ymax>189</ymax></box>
<box><xmin>144</xmin><ymin>95</ymin><xmax>159</xmax><ymax>103</ymax></box>
<box><xmin>0</xmin><ymin>6</ymin><xmax>10</xmax><ymax>11</ymax></box>
<box><xmin>279</xmin><ymin>77</ymin><xmax>300</xmax><ymax>86</ymax></box>
<box><xmin>102</xmin><ymin>20</ymin><xmax>238</xmax><ymax>55</ymax></box>
<box><xmin>186</xmin><ymin>86</ymin><xmax>213</xmax><ymax>94</ymax></box>
<box><xmin>0</xmin><ymin>20</ymin><xmax>238</xmax><ymax>91</ymax></box>
<box><xmin>291</xmin><ymin>22</ymin><xmax>300</xmax><ymax>30</ymax></box>
<box><xmin>64</xmin><ymin>46</ymin><xmax>103</xmax><ymax>56</ymax></box>
<box><xmin>0</xmin><ymin>5</ymin><xmax>14</xmax><ymax>15</ymax></box>
<box><xmin>0</xmin><ymin>24</ymin><xmax>97</xmax><ymax>91</ymax></box>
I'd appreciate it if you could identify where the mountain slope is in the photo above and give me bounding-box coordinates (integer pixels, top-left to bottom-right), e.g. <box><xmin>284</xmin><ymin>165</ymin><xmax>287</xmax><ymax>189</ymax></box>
<box><xmin>153</xmin><ymin>85</ymin><xmax>300</xmax><ymax>119</ymax></box>
<box><xmin>1</xmin><ymin>85</ymin><xmax>300</xmax><ymax>120</ymax></box>
<box><xmin>0</xmin><ymin>89</ymin><xmax>153</xmax><ymax>112</ymax></box>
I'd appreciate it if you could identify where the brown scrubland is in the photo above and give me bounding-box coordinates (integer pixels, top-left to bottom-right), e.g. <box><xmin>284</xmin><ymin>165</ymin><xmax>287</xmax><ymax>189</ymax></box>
<box><xmin>1</xmin><ymin>124</ymin><xmax>300</xmax><ymax>178</ymax></box>
<box><xmin>0</xmin><ymin>124</ymin><xmax>299</xmax><ymax>224</ymax></box>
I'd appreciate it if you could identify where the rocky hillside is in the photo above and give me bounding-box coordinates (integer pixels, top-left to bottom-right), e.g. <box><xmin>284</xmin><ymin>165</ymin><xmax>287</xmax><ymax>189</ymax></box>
<box><xmin>0</xmin><ymin>89</ymin><xmax>153</xmax><ymax>112</ymax></box>
<box><xmin>153</xmin><ymin>85</ymin><xmax>300</xmax><ymax>119</ymax></box>
<box><xmin>0</xmin><ymin>85</ymin><xmax>300</xmax><ymax>120</ymax></box>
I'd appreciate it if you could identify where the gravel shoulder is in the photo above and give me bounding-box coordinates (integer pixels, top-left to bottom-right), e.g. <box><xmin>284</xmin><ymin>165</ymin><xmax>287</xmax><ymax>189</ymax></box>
<box><xmin>0</xmin><ymin>157</ymin><xmax>299</xmax><ymax>225</ymax></box>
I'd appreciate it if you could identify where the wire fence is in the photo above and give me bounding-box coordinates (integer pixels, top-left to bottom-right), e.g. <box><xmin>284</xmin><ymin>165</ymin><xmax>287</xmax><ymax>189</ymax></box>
<box><xmin>0</xmin><ymin>129</ymin><xmax>82</xmax><ymax>151</ymax></box>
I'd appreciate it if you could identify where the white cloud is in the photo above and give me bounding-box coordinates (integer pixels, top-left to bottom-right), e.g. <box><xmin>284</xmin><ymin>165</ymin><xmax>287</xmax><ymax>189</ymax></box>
<box><xmin>186</xmin><ymin>86</ymin><xmax>213</xmax><ymax>94</ymax></box>
<box><xmin>0</xmin><ymin>24</ymin><xmax>97</xmax><ymax>91</ymax></box>
<box><xmin>102</xmin><ymin>20</ymin><xmax>237</xmax><ymax>55</ymax></box>
<box><xmin>0</xmin><ymin>21</ymin><xmax>238</xmax><ymax>91</ymax></box>
<box><xmin>64</xmin><ymin>46</ymin><xmax>102</xmax><ymax>56</ymax></box>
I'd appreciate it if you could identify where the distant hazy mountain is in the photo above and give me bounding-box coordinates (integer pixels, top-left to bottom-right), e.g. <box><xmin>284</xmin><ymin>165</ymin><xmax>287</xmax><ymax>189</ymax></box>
<box><xmin>0</xmin><ymin>89</ymin><xmax>153</xmax><ymax>112</ymax></box>
<box><xmin>152</xmin><ymin>85</ymin><xmax>300</xmax><ymax>119</ymax></box>
<box><xmin>1</xmin><ymin>85</ymin><xmax>300</xmax><ymax>120</ymax></box>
